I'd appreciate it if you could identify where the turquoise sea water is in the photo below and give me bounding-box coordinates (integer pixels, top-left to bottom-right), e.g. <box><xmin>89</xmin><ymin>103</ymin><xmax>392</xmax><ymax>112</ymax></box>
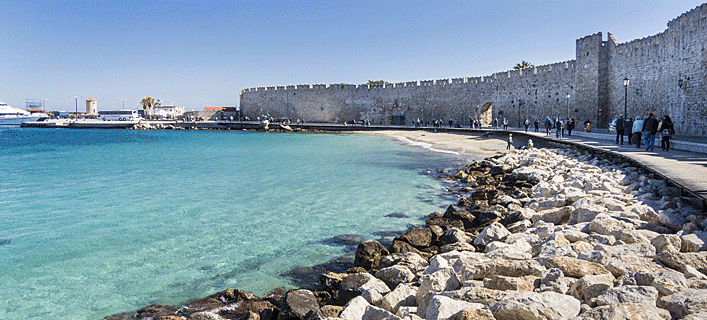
<box><xmin>0</xmin><ymin>127</ymin><xmax>467</xmax><ymax>320</ymax></box>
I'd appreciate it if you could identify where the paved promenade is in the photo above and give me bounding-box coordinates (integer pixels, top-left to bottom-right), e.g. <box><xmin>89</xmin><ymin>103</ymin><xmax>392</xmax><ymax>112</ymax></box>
<box><xmin>508</xmin><ymin>127</ymin><xmax>706</xmax><ymax>212</ymax></box>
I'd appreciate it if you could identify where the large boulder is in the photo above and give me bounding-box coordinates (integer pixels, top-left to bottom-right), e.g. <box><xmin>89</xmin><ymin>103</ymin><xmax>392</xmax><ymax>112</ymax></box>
<box><xmin>474</xmin><ymin>222</ymin><xmax>511</xmax><ymax>247</ymax></box>
<box><xmin>278</xmin><ymin>289</ymin><xmax>321</xmax><ymax>320</ymax></box>
<box><xmin>544</xmin><ymin>256</ymin><xmax>610</xmax><ymax>278</ymax></box>
<box><xmin>378</xmin><ymin>283</ymin><xmax>417</xmax><ymax>314</ymax></box>
<box><xmin>568</xmin><ymin>273</ymin><xmax>615</xmax><ymax>302</ymax></box>
<box><xmin>462</xmin><ymin>258</ymin><xmax>545</xmax><ymax>280</ymax></box>
<box><xmin>355</xmin><ymin>240</ymin><xmax>390</xmax><ymax>270</ymax></box>
<box><xmin>398</xmin><ymin>227</ymin><xmax>433</xmax><ymax>248</ymax></box>
<box><xmin>569</xmin><ymin>205</ymin><xmax>608</xmax><ymax>223</ymax></box>
<box><xmin>657</xmin><ymin>251</ymin><xmax>707</xmax><ymax>274</ymax></box>
<box><xmin>657</xmin><ymin>289</ymin><xmax>707</xmax><ymax>319</ymax></box>
<box><xmin>535</xmin><ymin>206</ymin><xmax>572</xmax><ymax>225</ymax></box>
<box><xmin>593</xmin><ymin>286</ymin><xmax>659</xmax><ymax>307</ymax></box>
<box><xmin>448</xmin><ymin>309</ymin><xmax>495</xmax><ymax>320</ymax></box>
<box><xmin>438</xmin><ymin>228</ymin><xmax>472</xmax><ymax>245</ymax></box>
<box><xmin>588</xmin><ymin>214</ymin><xmax>633</xmax><ymax>236</ymax></box>
<box><xmin>419</xmin><ymin>295</ymin><xmax>484</xmax><ymax>320</ymax></box>
<box><xmin>442</xmin><ymin>206</ymin><xmax>476</xmax><ymax>230</ymax></box>
<box><xmin>580</xmin><ymin>303</ymin><xmax>671</xmax><ymax>320</ymax></box>
<box><xmin>651</xmin><ymin>234</ymin><xmax>682</xmax><ymax>253</ymax></box>
<box><xmin>485</xmin><ymin>238</ymin><xmax>532</xmax><ymax>261</ymax></box>
<box><xmin>536</xmin><ymin>268</ymin><xmax>571</xmax><ymax>294</ymax></box>
<box><xmin>605</xmin><ymin>256</ymin><xmax>665</xmax><ymax>279</ymax></box>
<box><xmin>483</xmin><ymin>275</ymin><xmax>533</xmax><ymax>291</ymax></box>
<box><xmin>682</xmin><ymin>232</ymin><xmax>707</xmax><ymax>252</ymax></box>
<box><xmin>340</xmin><ymin>296</ymin><xmax>370</xmax><ymax>320</ymax></box>
<box><xmin>380</xmin><ymin>252</ymin><xmax>429</xmax><ymax>274</ymax></box>
<box><xmin>375</xmin><ymin>265</ymin><xmax>415</xmax><ymax>289</ymax></box>
<box><xmin>489</xmin><ymin>291</ymin><xmax>581</xmax><ymax>320</ymax></box>
<box><xmin>362</xmin><ymin>305</ymin><xmax>401</xmax><ymax>320</ymax></box>
<box><xmin>339</xmin><ymin>273</ymin><xmax>391</xmax><ymax>305</ymax></box>
<box><xmin>416</xmin><ymin>268</ymin><xmax>461</xmax><ymax>306</ymax></box>
<box><xmin>651</xmin><ymin>269</ymin><xmax>689</xmax><ymax>296</ymax></box>
<box><xmin>535</xmin><ymin>240</ymin><xmax>577</xmax><ymax>265</ymax></box>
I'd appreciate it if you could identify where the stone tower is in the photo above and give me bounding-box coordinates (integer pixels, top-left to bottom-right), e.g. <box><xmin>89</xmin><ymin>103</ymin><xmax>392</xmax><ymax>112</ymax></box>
<box><xmin>85</xmin><ymin>97</ymin><xmax>97</xmax><ymax>115</ymax></box>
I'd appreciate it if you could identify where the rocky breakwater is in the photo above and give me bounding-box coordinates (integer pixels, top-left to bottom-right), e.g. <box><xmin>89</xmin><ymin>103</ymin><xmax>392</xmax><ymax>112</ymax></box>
<box><xmin>105</xmin><ymin>147</ymin><xmax>707</xmax><ymax>320</ymax></box>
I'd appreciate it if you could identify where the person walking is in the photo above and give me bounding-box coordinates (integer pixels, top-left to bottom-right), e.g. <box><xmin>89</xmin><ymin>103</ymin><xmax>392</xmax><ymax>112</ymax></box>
<box><xmin>567</xmin><ymin>118</ymin><xmax>575</xmax><ymax>136</ymax></box>
<box><xmin>642</xmin><ymin>112</ymin><xmax>659</xmax><ymax>151</ymax></box>
<box><xmin>507</xmin><ymin>133</ymin><xmax>513</xmax><ymax>150</ymax></box>
<box><xmin>555</xmin><ymin>117</ymin><xmax>563</xmax><ymax>138</ymax></box>
<box><xmin>544</xmin><ymin>117</ymin><xmax>552</xmax><ymax>135</ymax></box>
<box><xmin>503</xmin><ymin>118</ymin><xmax>509</xmax><ymax>130</ymax></box>
<box><xmin>534</xmin><ymin>118</ymin><xmax>540</xmax><ymax>132</ymax></box>
<box><xmin>524</xmin><ymin>118</ymin><xmax>530</xmax><ymax>132</ymax></box>
<box><xmin>631</xmin><ymin>116</ymin><xmax>643</xmax><ymax>148</ymax></box>
<box><xmin>615</xmin><ymin>115</ymin><xmax>625</xmax><ymax>145</ymax></box>
<box><xmin>659</xmin><ymin>115</ymin><xmax>675</xmax><ymax>151</ymax></box>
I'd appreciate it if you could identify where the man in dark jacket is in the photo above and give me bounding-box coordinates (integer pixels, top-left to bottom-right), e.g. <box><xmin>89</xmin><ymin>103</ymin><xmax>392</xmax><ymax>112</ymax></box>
<box><xmin>642</xmin><ymin>112</ymin><xmax>659</xmax><ymax>151</ymax></box>
<box><xmin>615</xmin><ymin>115</ymin><xmax>625</xmax><ymax>145</ymax></box>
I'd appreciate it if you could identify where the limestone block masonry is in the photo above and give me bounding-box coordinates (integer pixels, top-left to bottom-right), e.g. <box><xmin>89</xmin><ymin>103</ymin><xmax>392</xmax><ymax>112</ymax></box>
<box><xmin>241</xmin><ymin>3</ymin><xmax>707</xmax><ymax>137</ymax></box>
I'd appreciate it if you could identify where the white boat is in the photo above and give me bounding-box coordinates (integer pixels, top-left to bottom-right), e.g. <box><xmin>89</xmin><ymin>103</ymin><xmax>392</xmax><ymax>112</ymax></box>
<box><xmin>0</xmin><ymin>100</ymin><xmax>48</xmax><ymax>125</ymax></box>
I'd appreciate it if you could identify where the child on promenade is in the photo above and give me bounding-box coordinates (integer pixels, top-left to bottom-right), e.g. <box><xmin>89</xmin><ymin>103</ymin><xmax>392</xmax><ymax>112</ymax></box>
<box><xmin>507</xmin><ymin>134</ymin><xmax>513</xmax><ymax>150</ymax></box>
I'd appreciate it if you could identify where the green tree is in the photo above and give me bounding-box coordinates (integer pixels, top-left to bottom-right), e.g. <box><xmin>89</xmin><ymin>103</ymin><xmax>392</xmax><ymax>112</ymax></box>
<box><xmin>141</xmin><ymin>95</ymin><xmax>161</xmax><ymax>110</ymax></box>
<box><xmin>366</xmin><ymin>80</ymin><xmax>387</xmax><ymax>85</ymax></box>
<box><xmin>513</xmin><ymin>61</ymin><xmax>534</xmax><ymax>70</ymax></box>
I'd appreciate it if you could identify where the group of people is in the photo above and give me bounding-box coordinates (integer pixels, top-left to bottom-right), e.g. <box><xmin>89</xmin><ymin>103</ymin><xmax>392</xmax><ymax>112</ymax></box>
<box><xmin>620</xmin><ymin>113</ymin><xmax>675</xmax><ymax>151</ymax></box>
<box><xmin>540</xmin><ymin>117</ymin><xmax>576</xmax><ymax>138</ymax></box>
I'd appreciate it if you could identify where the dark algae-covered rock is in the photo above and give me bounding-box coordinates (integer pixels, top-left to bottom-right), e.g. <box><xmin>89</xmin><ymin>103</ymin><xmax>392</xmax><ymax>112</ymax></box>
<box><xmin>277</xmin><ymin>289</ymin><xmax>321</xmax><ymax>320</ymax></box>
<box><xmin>353</xmin><ymin>240</ymin><xmax>389</xmax><ymax>270</ymax></box>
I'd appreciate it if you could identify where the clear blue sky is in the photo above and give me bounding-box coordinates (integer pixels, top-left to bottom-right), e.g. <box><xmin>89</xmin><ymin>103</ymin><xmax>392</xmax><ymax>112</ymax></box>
<box><xmin>0</xmin><ymin>1</ymin><xmax>703</xmax><ymax>111</ymax></box>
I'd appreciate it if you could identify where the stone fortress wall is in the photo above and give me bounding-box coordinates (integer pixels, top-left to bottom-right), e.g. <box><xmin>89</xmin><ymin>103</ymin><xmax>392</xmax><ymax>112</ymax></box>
<box><xmin>240</xmin><ymin>3</ymin><xmax>707</xmax><ymax>136</ymax></box>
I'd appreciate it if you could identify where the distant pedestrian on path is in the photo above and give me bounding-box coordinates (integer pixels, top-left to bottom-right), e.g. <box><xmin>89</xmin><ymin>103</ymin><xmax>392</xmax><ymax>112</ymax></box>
<box><xmin>567</xmin><ymin>118</ymin><xmax>575</xmax><ymax>136</ymax></box>
<box><xmin>524</xmin><ymin>118</ymin><xmax>530</xmax><ymax>132</ymax></box>
<box><xmin>503</xmin><ymin>118</ymin><xmax>509</xmax><ymax>130</ymax></box>
<box><xmin>642</xmin><ymin>112</ymin><xmax>659</xmax><ymax>151</ymax></box>
<box><xmin>507</xmin><ymin>134</ymin><xmax>513</xmax><ymax>150</ymax></box>
<box><xmin>534</xmin><ymin>118</ymin><xmax>540</xmax><ymax>132</ymax></box>
<box><xmin>616</xmin><ymin>115</ymin><xmax>625</xmax><ymax>145</ymax></box>
<box><xmin>544</xmin><ymin>117</ymin><xmax>552</xmax><ymax>135</ymax></box>
<box><xmin>555</xmin><ymin>118</ymin><xmax>563</xmax><ymax>138</ymax></box>
<box><xmin>632</xmin><ymin>116</ymin><xmax>643</xmax><ymax>148</ymax></box>
<box><xmin>659</xmin><ymin>115</ymin><xmax>675</xmax><ymax>151</ymax></box>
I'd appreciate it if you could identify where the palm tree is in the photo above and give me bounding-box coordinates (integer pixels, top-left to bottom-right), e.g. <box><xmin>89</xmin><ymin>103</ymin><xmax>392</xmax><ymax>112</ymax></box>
<box><xmin>514</xmin><ymin>61</ymin><xmax>534</xmax><ymax>70</ymax></box>
<box><xmin>141</xmin><ymin>96</ymin><xmax>161</xmax><ymax>119</ymax></box>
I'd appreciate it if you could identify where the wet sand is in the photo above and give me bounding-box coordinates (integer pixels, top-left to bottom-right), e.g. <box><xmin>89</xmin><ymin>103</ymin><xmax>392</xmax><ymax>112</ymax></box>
<box><xmin>369</xmin><ymin>130</ymin><xmax>512</xmax><ymax>160</ymax></box>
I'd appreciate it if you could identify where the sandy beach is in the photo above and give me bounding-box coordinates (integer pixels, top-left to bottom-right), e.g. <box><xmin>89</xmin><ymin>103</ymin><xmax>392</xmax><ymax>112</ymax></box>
<box><xmin>369</xmin><ymin>130</ymin><xmax>511</xmax><ymax>160</ymax></box>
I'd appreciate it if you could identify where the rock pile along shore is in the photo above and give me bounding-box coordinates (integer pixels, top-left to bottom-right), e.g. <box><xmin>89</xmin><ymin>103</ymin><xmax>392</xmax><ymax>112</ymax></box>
<box><xmin>105</xmin><ymin>147</ymin><xmax>707</xmax><ymax>320</ymax></box>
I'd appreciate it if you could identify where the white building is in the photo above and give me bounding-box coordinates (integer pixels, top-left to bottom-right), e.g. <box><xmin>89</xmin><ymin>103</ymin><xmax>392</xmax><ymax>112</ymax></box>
<box><xmin>152</xmin><ymin>105</ymin><xmax>184</xmax><ymax>119</ymax></box>
<box><xmin>85</xmin><ymin>97</ymin><xmax>97</xmax><ymax>115</ymax></box>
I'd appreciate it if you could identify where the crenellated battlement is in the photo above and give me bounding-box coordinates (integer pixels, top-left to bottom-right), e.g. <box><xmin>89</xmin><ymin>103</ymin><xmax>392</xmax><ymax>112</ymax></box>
<box><xmin>240</xmin><ymin>3</ymin><xmax>707</xmax><ymax>136</ymax></box>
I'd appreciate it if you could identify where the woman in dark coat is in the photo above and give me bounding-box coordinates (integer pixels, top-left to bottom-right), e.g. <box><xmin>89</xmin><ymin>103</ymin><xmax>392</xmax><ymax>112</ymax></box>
<box><xmin>660</xmin><ymin>115</ymin><xmax>675</xmax><ymax>151</ymax></box>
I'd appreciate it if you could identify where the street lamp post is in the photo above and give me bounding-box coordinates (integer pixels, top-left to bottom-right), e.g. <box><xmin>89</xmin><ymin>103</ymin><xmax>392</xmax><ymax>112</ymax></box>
<box><xmin>623</xmin><ymin>77</ymin><xmax>629</xmax><ymax>121</ymax></box>
<box><xmin>566</xmin><ymin>94</ymin><xmax>570</xmax><ymax>119</ymax></box>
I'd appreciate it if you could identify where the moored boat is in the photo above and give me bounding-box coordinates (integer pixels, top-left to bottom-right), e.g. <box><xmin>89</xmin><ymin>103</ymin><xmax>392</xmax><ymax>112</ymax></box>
<box><xmin>0</xmin><ymin>100</ymin><xmax>48</xmax><ymax>125</ymax></box>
